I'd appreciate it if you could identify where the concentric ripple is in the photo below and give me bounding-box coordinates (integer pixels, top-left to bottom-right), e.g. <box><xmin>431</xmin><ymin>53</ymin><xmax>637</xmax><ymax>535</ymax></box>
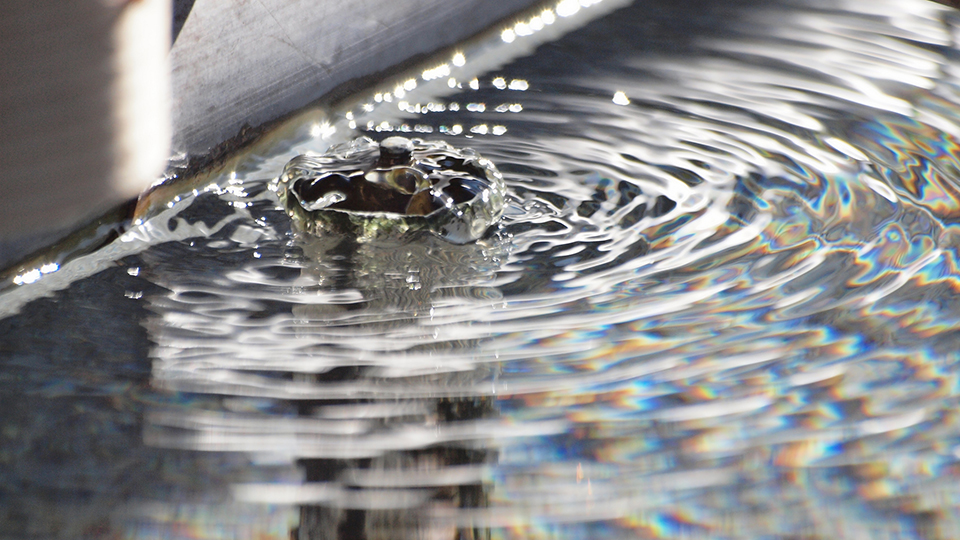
<box><xmin>7</xmin><ymin>0</ymin><xmax>960</xmax><ymax>538</ymax></box>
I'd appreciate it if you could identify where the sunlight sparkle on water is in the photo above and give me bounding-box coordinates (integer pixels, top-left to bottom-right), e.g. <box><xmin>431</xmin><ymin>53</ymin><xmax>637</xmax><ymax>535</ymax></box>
<box><xmin>8</xmin><ymin>0</ymin><xmax>960</xmax><ymax>538</ymax></box>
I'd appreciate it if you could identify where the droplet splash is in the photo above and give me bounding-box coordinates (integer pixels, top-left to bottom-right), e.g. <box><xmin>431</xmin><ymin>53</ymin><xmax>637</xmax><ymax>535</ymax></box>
<box><xmin>274</xmin><ymin>136</ymin><xmax>506</xmax><ymax>244</ymax></box>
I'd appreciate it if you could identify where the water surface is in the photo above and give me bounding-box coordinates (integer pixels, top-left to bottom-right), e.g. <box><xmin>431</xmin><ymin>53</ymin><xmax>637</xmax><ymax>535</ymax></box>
<box><xmin>6</xmin><ymin>0</ymin><xmax>960</xmax><ymax>538</ymax></box>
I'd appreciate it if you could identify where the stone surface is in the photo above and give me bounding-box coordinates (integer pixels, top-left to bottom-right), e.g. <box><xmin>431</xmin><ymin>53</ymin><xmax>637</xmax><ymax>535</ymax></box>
<box><xmin>169</xmin><ymin>0</ymin><xmax>538</xmax><ymax>157</ymax></box>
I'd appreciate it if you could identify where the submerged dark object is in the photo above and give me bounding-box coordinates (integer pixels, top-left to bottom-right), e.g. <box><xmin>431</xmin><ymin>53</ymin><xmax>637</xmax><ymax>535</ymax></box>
<box><xmin>275</xmin><ymin>136</ymin><xmax>506</xmax><ymax>243</ymax></box>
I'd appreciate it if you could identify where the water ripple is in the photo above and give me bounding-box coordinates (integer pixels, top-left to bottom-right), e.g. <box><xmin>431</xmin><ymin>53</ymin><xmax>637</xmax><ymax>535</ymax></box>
<box><xmin>9</xmin><ymin>0</ymin><xmax>960</xmax><ymax>537</ymax></box>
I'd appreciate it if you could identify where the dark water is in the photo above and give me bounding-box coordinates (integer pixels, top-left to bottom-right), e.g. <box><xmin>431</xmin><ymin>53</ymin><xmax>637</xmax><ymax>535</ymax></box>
<box><xmin>6</xmin><ymin>0</ymin><xmax>960</xmax><ymax>538</ymax></box>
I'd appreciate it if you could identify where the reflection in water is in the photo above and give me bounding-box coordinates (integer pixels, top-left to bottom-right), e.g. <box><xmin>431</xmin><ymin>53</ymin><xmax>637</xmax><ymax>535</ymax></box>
<box><xmin>143</xmin><ymin>216</ymin><xmax>513</xmax><ymax>539</ymax></box>
<box><xmin>7</xmin><ymin>0</ymin><xmax>960</xmax><ymax>538</ymax></box>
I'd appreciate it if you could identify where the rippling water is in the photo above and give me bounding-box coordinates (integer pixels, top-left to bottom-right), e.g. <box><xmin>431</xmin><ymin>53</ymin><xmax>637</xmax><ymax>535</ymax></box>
<box><xmin>7</xmin><ymin>0</ymin><xmax>960</xmax><ymax>538</ymax></box>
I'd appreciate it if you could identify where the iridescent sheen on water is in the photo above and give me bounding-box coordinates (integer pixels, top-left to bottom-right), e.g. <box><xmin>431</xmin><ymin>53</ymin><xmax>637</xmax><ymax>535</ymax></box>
<box><xmin>6</xmin><ymin>0</ymin><xmax>960</xmax><ymax>538</ymax></box>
